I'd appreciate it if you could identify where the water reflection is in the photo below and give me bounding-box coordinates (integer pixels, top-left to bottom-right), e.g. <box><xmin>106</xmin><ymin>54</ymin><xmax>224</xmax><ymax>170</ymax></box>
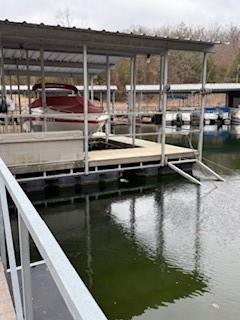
<box><xmin>24</xmin><ymin>179</ymin><xmax>208</xmax><ymax>320</ymax></box>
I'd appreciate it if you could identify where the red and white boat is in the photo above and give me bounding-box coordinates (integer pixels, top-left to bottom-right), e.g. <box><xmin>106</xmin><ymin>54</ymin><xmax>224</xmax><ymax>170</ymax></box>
<box><xmin>23</xmin><ymin>83</ymin><xmax>108</xmax><ymax>134</ymax></box>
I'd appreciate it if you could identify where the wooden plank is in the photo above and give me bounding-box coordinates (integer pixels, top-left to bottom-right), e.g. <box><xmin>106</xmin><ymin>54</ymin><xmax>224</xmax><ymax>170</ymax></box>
<box><xmin>0</xmin><ymin>261</ymin><xmax>16</xmax><ymax>320</ymax></box>
<box><xmin>89</xmin><ymin>136</ymin><xmax>196</xmax><ymax>166</ymax></box>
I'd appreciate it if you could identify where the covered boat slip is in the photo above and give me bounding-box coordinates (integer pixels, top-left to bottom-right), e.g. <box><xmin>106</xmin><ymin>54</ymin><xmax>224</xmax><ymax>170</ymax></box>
<box><xmin>0</xmin><ymin>20</ymin><xmax>223</xmax><ymax>184</ymax></box>
<box><xmin>0</xmin><ymin>20</ymin><xmax>226</xmax><ymax>320</ymax></box>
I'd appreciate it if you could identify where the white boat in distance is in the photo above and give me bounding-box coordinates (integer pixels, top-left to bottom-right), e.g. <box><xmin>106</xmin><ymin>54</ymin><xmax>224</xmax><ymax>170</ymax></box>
<box><xmin>23</xmin><ymin>83</ymin><xmax>108</xmax><ymax>134</ymax></box>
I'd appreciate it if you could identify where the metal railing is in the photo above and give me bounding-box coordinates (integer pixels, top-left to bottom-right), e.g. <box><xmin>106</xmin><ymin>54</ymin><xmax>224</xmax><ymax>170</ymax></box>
<box><xmin>0</xmin><ymin>158</ymin><xmax>107</xmax><ymax>320</ymax></box>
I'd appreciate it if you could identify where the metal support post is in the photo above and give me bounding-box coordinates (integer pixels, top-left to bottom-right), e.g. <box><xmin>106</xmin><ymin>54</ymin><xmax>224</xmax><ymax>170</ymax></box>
<box><xmin>161</xmin><ymin>52</ymin><xmax>168</xmax><ymax>166</ymax></box>
<box><xmin>0</xmin><ymin>43</ymin><xmax>6</xmax><ymax>98</ymax></box>
<box><xmin>16</xmin><ymin>63</ymin><xmax>23</xmax><ymax>131</ymax></box>
<box><xmin>18</xmin><ymin>214</ymin><xmax>33</xmax><ymax>320</ymax></box>
<box><xmin>90</xmin><ymin>76</ymin><xmax>94</xmax><ymax>103</ymax></box>
<box><xmin>0</xmin><ymin>178</ymin><xmax>24</xmax><ymax>320</ymax></box>
<box><xmin>168</xmin><ymin>162</ymin><xmax>202</xmax><ymax>185</ymax></box>
<box><xmin>100</xmin><ymin>91</ymin><xmax>103</xmax><ymax>108</ymax></box>
<box><xmin>159</xmin><ymin>55</ymin><xmax>164</xmax><ymax>112</ymax></box>
<box><xmin>83</xmin><ymin>44</ymin><xmax>89</xmax><ymax>174</ymax></box>
<box><xmin>127</xmin><ymin>91</ymin><xmax>131</xmax><ymax>128</ymax></box>
<box><xmin>40</xmin><ymin>47</ymin><xmax>47</xmax><ymax>131</ymax></box>
<box><xmin>106</xmin><ymin>56</ymin><xmax>111</xmax><ymax>139</ymax></box>
<box><xmin>0</xmin><ymin>188</ymin><xmax>7</xmax><ymax>270</ymax></box>
<box><xmin>26</xmin><ymin>50</ymin><xmax>32</xmax><ymax>131</ymax></box>
<box><xmin>198</xmin><ymin>52</ymin><xmax>208</xmax><ymax>161</ymax></box>
<box><xmin>112</xmin><ymin>90</ymin><xmax>115</xmax><ymax>116</ymax></box>
<box><xmin>139</xmin><ymin>92</ymin><xmax>143</xmax><ymax>123</ymax></box>
<box><xmin>130</xmin><ymin>56</ymin><xmax>137</xmax><ymax>147</ymax></box>
<box><xmin>9</xmin><ymin>75</ymin><xmax>13</xmax><ymax>100</ymax></box>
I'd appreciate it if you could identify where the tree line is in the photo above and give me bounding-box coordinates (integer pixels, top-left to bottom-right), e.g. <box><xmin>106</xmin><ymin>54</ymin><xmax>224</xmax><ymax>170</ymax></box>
<box><xmin>96</xmin><ymin>24</ymin><xmax>240</xmax><ymax>99</ymax></box>
<box><xmin>5</xmin><ymin>23</ymin><xmax>240</xmax><ymax>100</ymax></box>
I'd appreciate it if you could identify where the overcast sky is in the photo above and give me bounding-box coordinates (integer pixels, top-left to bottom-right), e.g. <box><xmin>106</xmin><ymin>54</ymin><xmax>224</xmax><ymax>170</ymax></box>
<box><xmin>0</xmin><ymin>0</ymin><xmax>239</xmax><ymax>31</ymax></box>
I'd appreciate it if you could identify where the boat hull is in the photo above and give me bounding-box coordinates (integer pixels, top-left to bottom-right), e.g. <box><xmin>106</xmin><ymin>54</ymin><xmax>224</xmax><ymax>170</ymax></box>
<box><xmin>23</xmin><ymin>108</ymin><xmax>108</xmax><ymax>134</ymax></box>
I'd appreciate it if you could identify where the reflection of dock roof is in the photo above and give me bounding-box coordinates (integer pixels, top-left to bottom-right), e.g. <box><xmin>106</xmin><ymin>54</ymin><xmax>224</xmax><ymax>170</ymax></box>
<box><xmin>0</xmin><ymin>20</ymin><xmax>216</xmax><ymax>78</ymax></box>
<box><xmin>126</xmin><ymin>83</ymin><xmax>240</xmax><ymax>94</ymax></box>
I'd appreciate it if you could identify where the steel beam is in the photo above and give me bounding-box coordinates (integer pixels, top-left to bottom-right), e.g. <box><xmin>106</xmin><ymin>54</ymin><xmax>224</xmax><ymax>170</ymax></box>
<box><xmin>168</xmin><ymin>162</ymin><xmax>202</xmax><ymax>185</ymax></box>
<box><xmin>161</xmin><ymin>52</ymin><xmax>168</xmax><ymax>166</ymax></box>
<box><xmin>26</xmin><ymin>50</ymin><xmax>32</xmax><ymax>131</ymax></box>
<box><xmin>3</xmin><ymin>57</ymin><xmax>115</xmax><ymax>70</ymax></box>
<box><xmin>9</xmin><ymin>74</ymin><xmax>13</xmax><ymax>99</ymax></box>
<box><xmin>0</xmin><ymin>184</ymin><xmax>7</xmax><ymax>270</ymax></box>
<box><xmin>90</xmin><ymin>76</ymin><xmax>94</xmax><ymax>103</ymax></box>
<box><xmin>198</xmin><ymin>52</ymin><xmax>208</xmax><ymax>161</ymax></box>
<box><xmin>4</xmin><ymin>69</ymin><xmax>97</xmax><ymax>77</ymax></box>
<box><xmin>40</xmin><ymin>47</ymin><xmax>47</xmax><ymax>131</ymax></box>
<box><xmin>131</xmin><ymin>56</ymin><xmax>137</xmax><ymax>147</ymax></box>
<box><xmin>83</xmin><ymin>44</ymin><xmax>89</xmax><ymax>174</ymax></box>
<box><xmin>0</xmin><ymin>43</ymin><xmax>6</xmax><ymax>98</ymax></box>
<box><xmin>106</xmin><ymin>56</ymin><xmax>111</xmax><ymax>140</ymax></box>
<box><xmin>159</xmin><ymin>55</ymin><xmax>164</xmax><ymax>111</ymax></box>
<box><xmin>16</xmin><ymin>63</ymin><xmax>23</xmax><ymax>131</ymax></box>
<box><xmin>196</xmin><ymin>160</ymin><xmax>224</xmax><ymax>181</ymax></box>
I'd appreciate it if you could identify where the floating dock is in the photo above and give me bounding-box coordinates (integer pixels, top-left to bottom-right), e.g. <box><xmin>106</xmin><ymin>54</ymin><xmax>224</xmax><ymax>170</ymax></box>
<box><xmin>0</xmin><ymin>132</ymin><xmax>196</xmax><ymax>184</ymax></box>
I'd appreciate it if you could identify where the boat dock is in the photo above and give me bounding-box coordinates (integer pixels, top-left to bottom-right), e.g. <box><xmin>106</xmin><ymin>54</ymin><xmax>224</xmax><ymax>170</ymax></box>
<box><xmin>0</xmin><ymin>131</ymin><xmax>195</xmax><ymax>185</ymax></box>
<box><xmin>0</xmin><ymin>20</ymin><xmax>225</xmax><ymax>319</ymax></box>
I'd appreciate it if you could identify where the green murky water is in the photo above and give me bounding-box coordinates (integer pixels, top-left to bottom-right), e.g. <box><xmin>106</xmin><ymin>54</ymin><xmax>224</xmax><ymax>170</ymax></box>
<box><xmin>16</xmin><ymin>125</ymin><xmax>240</xmax><ymax>319</ymax></box>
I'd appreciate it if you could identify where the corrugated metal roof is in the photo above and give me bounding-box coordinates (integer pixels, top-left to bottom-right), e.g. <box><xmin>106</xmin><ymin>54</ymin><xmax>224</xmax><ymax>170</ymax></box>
<box><xmin>125</xmin><ymin>83</ymin><xmax>240</xmax><ymax>93</ymax></box>
<box><xmin>3</xmin><ymin>48</ymin><xmax>121</xmax><ymax>77</ymax></box>
<box><xmin>0</xmin><ymin>20</ymin><xmax>217</xmax><ymax>57</ymax></box>
<box><xmin>0</xmin><ymin>20</ymin><xmax>218</xmax><ymax>79</ymax></box>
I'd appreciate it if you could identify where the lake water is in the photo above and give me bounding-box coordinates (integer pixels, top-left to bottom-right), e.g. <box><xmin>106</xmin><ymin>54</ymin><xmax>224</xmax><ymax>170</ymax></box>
<box><xmin>19</xmin><ymin>125</ymin><xmax>240</xmax><ymax>319</ymax></box>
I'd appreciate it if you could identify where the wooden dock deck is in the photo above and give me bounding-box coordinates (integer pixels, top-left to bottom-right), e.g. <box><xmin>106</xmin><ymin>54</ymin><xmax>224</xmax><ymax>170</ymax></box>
<box><xmin>89</xmin><ymin>135</ymin><xmax>196</xmax><ymax>167</ymax></box>
<box><xmin>0</xmin><ymin>261</ymin><xmax>16</xmax><ymax>320</ymax></box>
<box><xmin>6</xmin><ymin>134</ymin><xmax>196</xmax><ymax>177</ymax></box>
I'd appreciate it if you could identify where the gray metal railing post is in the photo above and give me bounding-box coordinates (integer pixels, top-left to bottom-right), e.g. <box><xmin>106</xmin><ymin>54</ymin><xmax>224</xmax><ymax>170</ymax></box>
<box><xmin>159</xmin><ymin>55</ymin><xmax>164</xmax><ymax>112</ymax></box>
<box><xmin>18</xmin><ymin>213</ymin><xmax>33</xmax><ymax>320</ymax></box>
<box><xmin>106</xmin><ymin>56</ymin><xmax>111</xmax><ymax>140</ymax></box>
<box><xmin>161</xmin><ymin>52</ymin><xmax>168</xmax><ymax>166</ymax></box>
<box><xmin>0</xmin><ymin>158</ymin><xmax>107</xmax><ymax>320</ymax></box>
<box><xmin>132</xmin><ymin>56</ymin><xmax>137</xmax><ymax>146</ymax></box>
<box><xmin>40</xmin><ymin>47</ymin><xmax>47</xmax><ymax>132</ymax></box>
<box><xmin>26</xmin><ymin>50</ymin><xmax>32</xmax><ymax>132</ymax></box>
<box><xmin>0</xmin><ymin>187</ymin><xmax>7</xmax><ymax>270</ymax></box>
<box><xmin>83</xmin><ymin>44</ymin><xmax>89</xmax><ymax>174</ymax></box>
<box><xmin>90</xmin><ymin>76</ymin><xmax>94</xmax><ymax>103</ymax></box>
<box><xmin>130</xmin><ymin>56</ymin><xmax>136</xmax><ymax>147</ymax></box>
<box><xmin>0</xmin><ymin>177</ymin><xmax>24</xmax><ymax>320</ymax></box>
<box><xmin>16</xmin><ymin>63</ymin><xmax>23</xmax><ymax>132</ymax></box>
<box><xmin>198</xmin><ymin>52</ymin><xmax>208</xmax><ymax>161</ymax></box>
<box><xmin>9</xmin><ymin>74</ymin><xmax>13</xmax><ymax>100</ymax></box>
<box><xmin>0</xmin><ymin>42</ymin><xmax>6</xmax><ymax>98</ymax></box>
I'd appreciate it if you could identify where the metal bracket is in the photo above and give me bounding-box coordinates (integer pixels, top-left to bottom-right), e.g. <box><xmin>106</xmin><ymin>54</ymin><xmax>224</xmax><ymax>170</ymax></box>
<box><xmin>168</xmin><ymin>158</ymin><xmax>225</xmax><ymax>185</ymax></box>
<box><xmin>168</xmin><ymin>159</ymin><xmax>202</xmax><ymax>185</ymax></box>
<box><xmin>195</xmin><ymin>160</ymin><xmax>225</xmax><ymax>181</ymax></box>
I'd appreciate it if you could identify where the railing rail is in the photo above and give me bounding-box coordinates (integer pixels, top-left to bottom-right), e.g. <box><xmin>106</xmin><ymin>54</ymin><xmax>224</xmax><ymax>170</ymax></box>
<box><xmin>0</xmin><ymin>158</ymin><xmax>107</xmax><ymax>320</ymax></box>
